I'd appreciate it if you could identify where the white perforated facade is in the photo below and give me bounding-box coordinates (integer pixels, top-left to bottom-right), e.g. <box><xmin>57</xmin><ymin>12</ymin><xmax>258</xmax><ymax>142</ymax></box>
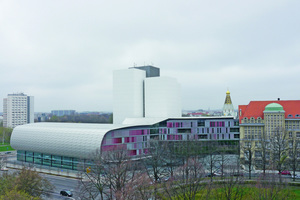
<box><xmin>10</xmin><ymin>123</ymin><xmax>128</xmax><ymax>158</ymax></box>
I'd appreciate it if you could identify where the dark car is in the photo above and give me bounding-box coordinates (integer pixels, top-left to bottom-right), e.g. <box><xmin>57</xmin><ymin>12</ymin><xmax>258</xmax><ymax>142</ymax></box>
<box><xmin>60</xmin><ymin>190</ymin><xmax>73</xmax><ymax>197</ymax></box>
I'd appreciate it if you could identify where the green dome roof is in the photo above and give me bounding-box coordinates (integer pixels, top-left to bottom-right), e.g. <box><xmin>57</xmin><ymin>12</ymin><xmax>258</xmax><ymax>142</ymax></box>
<box><xmin>264</xmin><ymin>103</ymin><xmax>284</xmax><ymax>111</ymax></box>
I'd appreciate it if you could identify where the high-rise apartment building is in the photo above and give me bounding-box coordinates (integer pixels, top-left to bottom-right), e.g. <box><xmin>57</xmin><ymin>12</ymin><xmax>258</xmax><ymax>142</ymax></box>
<box><xmin>3</xmin><ymin>93</ymin><xmax>34</xmax><ymax>128</ymax></box>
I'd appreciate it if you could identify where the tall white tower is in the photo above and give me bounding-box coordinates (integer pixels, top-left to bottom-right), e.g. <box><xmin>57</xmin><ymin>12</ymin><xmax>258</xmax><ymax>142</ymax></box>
<box><xmin>3</xmin><ymin>93</ymin><xmax>34</xmax><ymax>128</ymax></box>
<box><xmin>113</xmin><ymin>69</ymin><xmax>146</xmax><ymax>124</ymax></box>
<box><xmin>113</xmin><ymin>66</ymin><xmax>181</xmax><ymax>124</ymax></box>
<box><xmin>145</xmin><ymin>77</ymin><xmax>181</xmax><ymax>118</ymax></box>
<box><xmin>222</xmin><ymin>90</ymin><xmax>236</xmax><ymax>118</ymax></box>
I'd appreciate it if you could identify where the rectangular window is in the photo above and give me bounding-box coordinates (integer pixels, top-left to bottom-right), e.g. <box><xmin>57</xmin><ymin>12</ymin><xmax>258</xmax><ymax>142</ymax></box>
<box><xmin>234</xmin><ymin>134</ymin><xmax>239</xmax><ymax>139</ymax></box>
<box><xmin>17</xmin><ymin>150</ymin><xmax>25</xmax><ymax>162</ymax></box>
<box><xmin>52</xmin><ymin>155</ymin><xmax>62</xmax><ymax>168</ymax></box>
<box><xmin>199</xmin><ymin>135</ymin><xmax>208</xmax><ymax>139</ymax></box>
<box><xmin>198</xmin><ymin>121</ymin><xmax>205</xmax><ymax>127</ymax></box>
<box><xmin>177</xmin><ymin>129</ymin><xmax>192</xmax><ymax>134</ymax></box>
<box><xmin>43</xmin><ymin>154</ymin><xmax>52</xmax><ymax>166</ymax></box>
<box><xmin>34</xmin><ymin>152</ymin><xmax>42</xmax><ymax>164</ymax></box>
<box><xmin>62</xmin><ymin>156</ymin><xmax>73</xmax><ymax>169</ymax></box>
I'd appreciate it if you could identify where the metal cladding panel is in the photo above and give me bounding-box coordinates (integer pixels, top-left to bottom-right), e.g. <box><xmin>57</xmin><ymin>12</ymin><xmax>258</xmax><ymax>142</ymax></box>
<box><xmin>113</xmin><ymin>69</ymin><xmax>146</xmax><ymax>124</ymax></box>
<box><xmin>10</xmin><ymin>123</ymin><xmax>124</xmax><ymax>159</ymax></box>
<box><xmin>145</xmin><ymin>77</ymin><xmax>181</xmax><ymax>118</ymax></box>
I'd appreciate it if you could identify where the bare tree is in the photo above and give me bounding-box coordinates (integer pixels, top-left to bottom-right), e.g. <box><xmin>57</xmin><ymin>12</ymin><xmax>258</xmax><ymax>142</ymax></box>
<box><xmin>240</xmin><ymin>139</ymin><xmax>256</xmax><ymax>179</ymax></box>
<box><xmin>78</xmin><ymin>147</ymin><xmax>135</xmax><ymax>200</ymax></box>
<box><xmin>143</xmin><ymin>140</ymin><xmax>169</xmax><ymax>183</ymax></box>
<box><xmin>164</xmin><ymin>141</ymin><xmax>182</xmax><ymax>179</ymax></box>
<box><xmin>259</xmin><ymin>130</ymin><xmax>269</xmax><ymax>177</ymax></box>
<box><xmin>163</xmin><ymin>157</ymin><xmax>206</xmax><ymax>200</ymax></box>
<box><xmin>205</xmin><ymin>141</ymin><xmax>220</xmax><ymax>182</ymax></box>
<box><xmin>269</xmin><ymin>127</ymin><xmax>289</xmax><ymax>182</ymax></box>
<box><xmin>124</xmin><ymin>172</ymin><xmax>153</xmax><ymax>200</ymax></box>
<box><xmin>216</xmin><ymin>165</ymin><xmax>245</xmax><ymax>200</ymax></box>
<box><xmin>288</xmin><ymin>133</ymin><xmax>300</xmax><ymax>181</ymax></box>
<box><xmin>102</xmin><ymin>147</ymin><xmax>135</xmax><ymax>200</ymax></box>
<box><xmin>254</xmin><ymin>172</ymin><xmax>294</xmax><ymax>200</ymax></box>
<box><xmin>217</xmin><ymin>145</ymin><xmax>231</xmax><ymax>179</ymax></box>
<box><xmin>77</xmin><ymin>149</ymin><xmax>106</xmax><ymax>200</ymax></box>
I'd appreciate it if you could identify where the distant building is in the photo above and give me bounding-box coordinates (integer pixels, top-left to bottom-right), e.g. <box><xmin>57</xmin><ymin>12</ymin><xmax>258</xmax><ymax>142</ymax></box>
<box><xmin>3</xmin><ymin>93</ymin><xmax>34</xmax><ymax>128</ymax></box>
<box><xmin>35</xmin><ymin>112</ymin><xmax>51</xmax><ymax>122</ymax></box>
<box><xmin>223</xmin><ymin>90</ymin><xmax>236</xmax><ymax>118</ymax></box>
<box><xmin>51</xmin><ymin>110</ymin><xmax>76</xmax><ymax>117</ymax></box>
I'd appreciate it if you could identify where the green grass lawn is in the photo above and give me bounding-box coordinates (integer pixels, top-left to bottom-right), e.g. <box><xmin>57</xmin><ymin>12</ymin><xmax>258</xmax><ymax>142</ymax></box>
<box><xmin>0</xmin><ymin>145</ymin><xmax>14</xmax><ymax>151</ymax></box>
<box><xmin>194</xmin><ymin>186</ymin><xmax>300</xmax><ymax>200</ymax></box>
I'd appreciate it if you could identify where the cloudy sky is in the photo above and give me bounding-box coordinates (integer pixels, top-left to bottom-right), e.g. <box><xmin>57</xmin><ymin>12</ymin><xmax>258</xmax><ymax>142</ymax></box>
<box><xmin>1</xmin><ymin>0</ymin><xmax>299</xmax><ymax>112</ymax></box>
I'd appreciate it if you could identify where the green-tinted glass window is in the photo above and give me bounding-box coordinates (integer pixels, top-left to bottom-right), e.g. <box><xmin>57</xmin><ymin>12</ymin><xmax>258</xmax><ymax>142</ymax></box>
<box><xmin>17</xmin><ymin>150</ymin><xmax>25</xmax><ymax>161</ymax></box>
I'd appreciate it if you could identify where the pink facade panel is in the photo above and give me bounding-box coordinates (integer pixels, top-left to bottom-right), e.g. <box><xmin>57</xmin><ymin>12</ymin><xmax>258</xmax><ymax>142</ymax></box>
<box><xmin>167</xmin><ymin>122</ymin><xmax>173</xmax><ymax>128</ymax></box>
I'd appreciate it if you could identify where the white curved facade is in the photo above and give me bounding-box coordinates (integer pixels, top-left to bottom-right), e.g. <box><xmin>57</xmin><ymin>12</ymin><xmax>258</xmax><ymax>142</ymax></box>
<box><xmin>11</xmin><ymin>123</ymin><xmax>127</xmax><ymax>159</ymax></box>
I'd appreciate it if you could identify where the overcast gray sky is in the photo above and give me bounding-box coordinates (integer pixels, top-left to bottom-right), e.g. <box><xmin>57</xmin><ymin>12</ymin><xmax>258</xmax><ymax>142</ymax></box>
<box><xmin>1</xmin><ymin>0</ymin><xmax>299</xmax><ymax>112</ymax></box>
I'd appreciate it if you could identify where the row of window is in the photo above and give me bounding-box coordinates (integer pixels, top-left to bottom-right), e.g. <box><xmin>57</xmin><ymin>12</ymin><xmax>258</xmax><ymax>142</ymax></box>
<box><xmin>17</xmin><ymin>151</ymin><xmax>80</xmax><ymax>170</ymax></box>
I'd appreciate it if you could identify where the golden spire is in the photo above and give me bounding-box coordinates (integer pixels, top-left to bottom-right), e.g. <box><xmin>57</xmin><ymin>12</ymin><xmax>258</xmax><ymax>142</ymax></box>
<box><xmin>224</xmin><ymin>90</ymin><xmax>232</xmax><ymax>104</ymax></box>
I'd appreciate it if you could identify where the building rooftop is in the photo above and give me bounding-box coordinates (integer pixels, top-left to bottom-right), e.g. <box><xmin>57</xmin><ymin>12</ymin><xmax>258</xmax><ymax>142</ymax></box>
<box><xmin>238</xmin><ymin>100</ymin><xmax>300</xmax><ymax>122</ymax></box>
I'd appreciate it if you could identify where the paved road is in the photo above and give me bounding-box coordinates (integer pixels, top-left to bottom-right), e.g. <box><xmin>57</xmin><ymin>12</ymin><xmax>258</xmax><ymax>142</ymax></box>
<box><xmin>41</xmin><ymin>174</ymin><xmax>79</xmax><ymax>200</ymax></box>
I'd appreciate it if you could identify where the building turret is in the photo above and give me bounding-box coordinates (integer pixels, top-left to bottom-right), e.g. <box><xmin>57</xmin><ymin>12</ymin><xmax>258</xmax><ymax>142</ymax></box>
<box><xmin>223</xmin><ymin>90</ymin><xmax>236</xmax><ymax>118</ymax></box>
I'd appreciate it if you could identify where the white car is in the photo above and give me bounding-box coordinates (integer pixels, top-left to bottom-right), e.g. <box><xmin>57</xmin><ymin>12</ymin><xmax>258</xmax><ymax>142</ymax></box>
<box><xmin>291</xmin><ymin>174</ymin><xmax>300</xmax><ymax>179</ymax></box>
<box><xmin>0</xmin><ymin>167</ymin><xmax>8</xmax><ymax>171</ymax></box>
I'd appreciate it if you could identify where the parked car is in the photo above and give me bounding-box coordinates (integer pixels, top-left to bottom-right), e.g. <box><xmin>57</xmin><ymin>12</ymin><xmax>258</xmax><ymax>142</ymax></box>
<box><xmin>279</xmin><ymin>170</ymin><xmax>291</xmax><ymax>176</ymax></box>
<box><xmin>291</xmin><ymin>174</ymin><xmax>300</xmax><ymax>179</ymax></box>
<box><xmin>205</xmin><ymin>172</ymin><xmax>221</xmax><ymax>177</ymax></box>
<box><xmin>60</xmin><ymin>190</ymin><xmax>73</xmax><ymax>197</ymax></box>
<box><xmin>0</xmin><ymin>167</ymin><xmax>8</xmax><ymax>171</ymax></box>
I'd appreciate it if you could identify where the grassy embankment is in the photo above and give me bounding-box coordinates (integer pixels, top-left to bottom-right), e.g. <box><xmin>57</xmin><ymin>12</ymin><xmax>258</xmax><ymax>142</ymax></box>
<box><xmin>0</xmin><ymin>143</ymin><xmax>14</xmax><ymax>152</ymax></box>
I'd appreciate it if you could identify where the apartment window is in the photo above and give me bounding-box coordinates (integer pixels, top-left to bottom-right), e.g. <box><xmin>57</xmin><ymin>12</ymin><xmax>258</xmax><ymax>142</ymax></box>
<box><xmin>234</xmin><ymin>134</ymin><xmax>239</xmax><ymax>139</ymax></box>
<box><xmin>297</xmin><ymin>132</ymin><xmax>300</xmax><ymax>138</ymax></box>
